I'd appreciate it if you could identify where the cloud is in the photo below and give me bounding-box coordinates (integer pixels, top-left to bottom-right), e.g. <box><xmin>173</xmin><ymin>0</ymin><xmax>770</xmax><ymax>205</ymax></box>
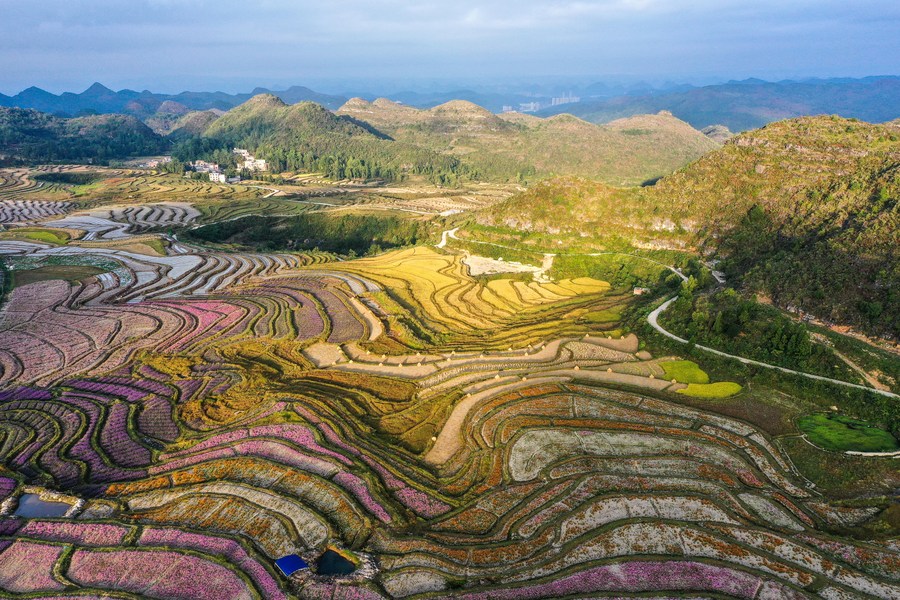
<box><xmin>0</xmin><ymin>0</ymin><xmax>897</xmax><ymax>93</ymax></box>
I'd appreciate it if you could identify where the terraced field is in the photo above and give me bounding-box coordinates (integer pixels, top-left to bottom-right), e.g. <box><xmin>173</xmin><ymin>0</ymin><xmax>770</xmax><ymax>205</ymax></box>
<box><xmin>0</xmin><ymin>174</ymin><xmax>896</xmax><ymax>599</ymax></box>
<box><xmin>0</xmin><ymin>169</ymin><xmax>76</xmax><ymax>223</ymax></box>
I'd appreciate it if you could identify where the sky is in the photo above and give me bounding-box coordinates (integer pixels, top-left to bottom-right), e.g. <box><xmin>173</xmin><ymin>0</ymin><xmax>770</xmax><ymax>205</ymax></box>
<box><xmin>0</xmin><ymin>0</ymin><xmax>898</xmax><ymax>95</ymax></box>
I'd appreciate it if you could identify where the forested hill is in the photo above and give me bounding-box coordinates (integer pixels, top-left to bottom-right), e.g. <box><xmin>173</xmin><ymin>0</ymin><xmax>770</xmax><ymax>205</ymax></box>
<box><xmin>338</xmin><ymin>98</ymin><xmax>719</xmax><ymax>185</ymax></box>
<box><xmin>479</xmin><ymin>116</ymin><xmax>900</xmax><ymax>337</ymax></box>
<box><xmin>193</xmin><ymin>94</ymin><xmax>468</xmax><ymax>183</ymax></box>
<box><xmin>656</xmin><ymin>115</ymin><xmax>900</xmax><ymax>336</ymax></box>
<box><xmin>0</xmin><ymin>106</ymin><xmax>166</xmax><ymax>161</ymax></box>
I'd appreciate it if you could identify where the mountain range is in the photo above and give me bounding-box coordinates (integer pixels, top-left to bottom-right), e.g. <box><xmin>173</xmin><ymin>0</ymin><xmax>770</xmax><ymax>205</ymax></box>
<box><xmin>0</xmin><ymin>82</ymin><xmax>348</xmax><ymax>117</ymax></box>
<box><xmin>337</xmin><ymin>98</ymin><xmax>718</xmax><ymax>185</ymax></box>
<box><xmin>538</xmin><ymin>76</ymin><xmax>900</xmax><ymax>132</ymax></box>
<box><xmin>3</xmin><ymin>76</ymin><xmax>900</xmax><ymax>134</ymax></box>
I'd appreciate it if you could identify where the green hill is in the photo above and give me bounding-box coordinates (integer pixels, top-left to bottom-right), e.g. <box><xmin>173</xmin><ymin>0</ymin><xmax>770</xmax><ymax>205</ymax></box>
<box><xmin>338</xmin><ymin>99</ymin><xmax>719</xmax><ymax>185</ymax></box>
<box><xmin>657</xmin><ymin>116</ymin><xmax>900</xmax><ymax>336</ymax></box>
<box><xmin>477</xmin><ymin>176</ymin><xmax>646</xmax><ymax>241</ymax></box>
<box><xmin>0</xmin><ymin>106</ymin><xmax>166</xmax><ymax>161</ymax></box>
<box><xmin>166</xmin><ymin>110</ymin><xmax>221</xmax><ymax>140</ymax></box>
<box><xmin>195</xmin><ymin>94</ymin><xmax>467</xmax><ymax>183</ymax></box>
<box><xmin>479</xmin><ymin>116</ymin><xmax>900</xmax><ymax>336</ymax></box>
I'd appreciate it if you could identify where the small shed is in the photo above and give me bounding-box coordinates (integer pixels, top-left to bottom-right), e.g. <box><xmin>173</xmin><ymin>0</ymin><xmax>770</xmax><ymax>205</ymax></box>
<box><xmin>275</xmin><ymin>554</ymin><xmax>309</xmax><ymax>577</ymax></box>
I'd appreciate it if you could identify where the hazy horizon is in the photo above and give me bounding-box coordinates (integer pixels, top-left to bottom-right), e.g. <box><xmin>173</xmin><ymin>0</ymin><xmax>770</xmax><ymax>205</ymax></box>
<box><xmin>1</xmin><ymin>0</ymin><xmax>898</xmax><ymax>96</ymax></box>
<box><xmin>4</xmin><ymin>73</ymin><xmax>900</xmax><ymax>99</ymax></box>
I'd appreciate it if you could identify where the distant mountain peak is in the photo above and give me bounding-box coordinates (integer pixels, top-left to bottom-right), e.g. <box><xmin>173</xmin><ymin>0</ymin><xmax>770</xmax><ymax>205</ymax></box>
<box><xmin>18</xmin><ymin>86</ymin><xmax>55</xmax><ymax>97</ymax></box>
<box><xmin>82</xmin><ymin>82</ymin><xmax>114</xmax><ymax>95</ymax></box>
<box><xmin>156</xmin><ymin>100</ymin><xmax>190</xmax><ymax>115</ymax></box>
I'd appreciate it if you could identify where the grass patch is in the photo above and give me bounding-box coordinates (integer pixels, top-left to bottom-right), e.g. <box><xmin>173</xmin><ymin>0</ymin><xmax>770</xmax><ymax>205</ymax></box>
<box><xmin>580</xmin><ymin>307</ymin><xmax>622</xmax><ymax>324</ymax></box>
<box><xmin>142</xmin><ymin>238</ymin><xmax>168</xmax><ymax>255</ymax></box>
<box><xmin>798</xmin><ymin>413</ymin><xmax>899</xmax><ymax>453</ymax></box>
<box><xmin>779</xmin><ymin>436</ymin><xmax>899</xmax><ymax>499</ymax></box>
<box><xmin>551</xmin><ymin>253</ymin><xmax>669</xmax><ymax>289</ymax></box>
<box><xmin>12</xmin><ymin>265</ymin><xmax>106</xmax><ymax>288</ymax></box>
<box><xmin>677</xmin><ymin>382</ymin><xmax>743</xmax><ymax>398</ymax></box>
<box><xmin>0</xmin><ymin>228</ymin><xmax>70</xmax><ymax>245</ymax></box>
<box><xmin>34</xmin><ymin>171</ymin><xmax>106</xmax><ymax>185</ymax></box>
<box><xmin>661</xmin><ymin>360</ymin><xmax>710</xmax><ymax>384</ymax></box>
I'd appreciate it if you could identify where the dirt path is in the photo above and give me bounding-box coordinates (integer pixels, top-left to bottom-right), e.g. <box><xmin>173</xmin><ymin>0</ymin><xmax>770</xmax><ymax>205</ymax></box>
<box><xmin>831</xmin><ymin>348</ymin><xmax>891</xmax><ymax>392</ymax></box>
<box><xmin>436</xmin><ymin>227</ymin><xmax>459</xmax><ymax>249</ymax></box>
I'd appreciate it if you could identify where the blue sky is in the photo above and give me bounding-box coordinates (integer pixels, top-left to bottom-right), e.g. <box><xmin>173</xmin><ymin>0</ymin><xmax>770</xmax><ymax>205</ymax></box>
<box><xmin>0</xmin><ymin>0</ymin><xmax>898</xmax><ymax>94</ymax></box>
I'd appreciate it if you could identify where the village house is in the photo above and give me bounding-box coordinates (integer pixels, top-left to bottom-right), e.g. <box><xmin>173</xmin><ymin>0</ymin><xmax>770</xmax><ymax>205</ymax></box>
<box><xmin>233</xmin><ymin>148</ymin><xmax>268</xmax><ymax>172</ymax></box>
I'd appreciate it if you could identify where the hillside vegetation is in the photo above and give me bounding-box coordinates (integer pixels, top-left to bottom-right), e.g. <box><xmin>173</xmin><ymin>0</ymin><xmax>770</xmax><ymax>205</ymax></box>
<box><xmin>0</xmin><ymin>107</ymin><xmax>166</xmax><ymax>161</ymax></box>
<box><xmin>190</xmin><ymin>212</ymin><xmax>428</xmax><ymax>255</ymax></box>
<box><xmin>657</xmin><ymin>116</ymin><xmax>900</xmax><ymax>336</ymax></box>
<box><xmin>480</xmin><ymin>116</ymin><xmax>900</xmax><ymax>336</ymax></box>
<box><xmin>339</xmin><ymin>99</ymin><xmax>719</xmax><ymax>185</ymax></box>
<box><xmin>477</xmin><ymin>177</ymin><xmax>646</xmax><ymax>241</ymax></box>
<box><xmin>196</xmin><ymin>95</ymin><xmax>468</xmax><ymax>183</ymax></box>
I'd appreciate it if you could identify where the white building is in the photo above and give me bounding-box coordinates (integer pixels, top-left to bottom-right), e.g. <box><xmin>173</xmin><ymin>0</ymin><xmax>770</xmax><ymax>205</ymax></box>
<box><xmin>234</xmin><ymin>148</ymin><xmax>268</xmax><ymax>172</ymax></box>
<box><xmin>209</xmin><ymin>172</ymin><xmax>227</xmax><ymax>184</ymax></box>
<box><xmin>244</xmin><ymin>158</ymin><xmax>268</xmax><ymax>171</ymax></box>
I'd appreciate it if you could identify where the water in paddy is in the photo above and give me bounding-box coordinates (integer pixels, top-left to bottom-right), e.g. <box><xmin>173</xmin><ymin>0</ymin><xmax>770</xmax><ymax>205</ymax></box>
<box><xmin>13</xmin><ymin>494</ymin><xmax>71</xmax><ymax>518</ymax></box>
<box><xmin>316</xmin><ymin>549</ymin><xmax>356</xmax><ymax>576</ymax></box>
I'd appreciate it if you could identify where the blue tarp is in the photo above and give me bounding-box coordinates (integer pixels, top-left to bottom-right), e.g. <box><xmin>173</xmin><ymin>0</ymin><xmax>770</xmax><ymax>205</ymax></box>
<box><xmin>275</xmin><ymin>554</ymin><xmax>309</xmax><ymax>576</ymax></box>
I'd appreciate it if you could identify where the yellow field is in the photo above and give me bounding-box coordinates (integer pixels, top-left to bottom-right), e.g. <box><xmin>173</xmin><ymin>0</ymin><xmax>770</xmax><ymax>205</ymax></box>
<box><xmin>334</xmin><ymin>247</ymin><xmax>615</xmax><ymax>341</ymax></box>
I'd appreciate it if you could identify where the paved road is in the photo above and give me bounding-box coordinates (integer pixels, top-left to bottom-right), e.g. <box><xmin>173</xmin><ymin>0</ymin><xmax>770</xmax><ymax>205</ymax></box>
<box><xmin>648</xmin><ymin>298</ymin><xmax>900</xmax><ymax>400</ymax></box>
<box><xmin>439</xmin><ymin>227</ymin><xmax>898</xmax><ymax>401</ymax></box>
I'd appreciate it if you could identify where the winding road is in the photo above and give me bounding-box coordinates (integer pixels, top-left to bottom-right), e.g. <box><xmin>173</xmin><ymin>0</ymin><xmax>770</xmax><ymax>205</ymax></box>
<box><xmin>649</xmin><ymin>298</ymin><xmax>900</xmax><ymax>400</ymax></box>
<box><xmin>438</xmin><ymin>227</ymin><xmax>899</xmax><ymax>401</ymax></box>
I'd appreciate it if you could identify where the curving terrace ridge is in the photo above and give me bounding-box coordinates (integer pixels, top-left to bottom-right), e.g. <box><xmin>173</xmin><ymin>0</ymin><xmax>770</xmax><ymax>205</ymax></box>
<box><xmin>0</xmin><ymin>193</ymin><xmax>897</xmax><ymax>598</ymax></box>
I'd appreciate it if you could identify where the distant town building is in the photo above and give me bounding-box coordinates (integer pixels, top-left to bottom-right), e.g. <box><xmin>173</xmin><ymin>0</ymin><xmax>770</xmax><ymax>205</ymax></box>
<box><xmin>550</xmin><ymin>92</ymin><xmax>581</xmax><ymax>106</ymax></box>
<box><xmin>518</xmin><ymin>102</ymin><xmax>543</xmax><ymax>113</ymax></box>
<box><xmin>209</xmin><ymin>172</ymin><xmax>227</xmax><ymax>184</ymax></box>
<box><xmin>501</xmin><ymin>105</ymin><xmax>515</xmax><ymax>113</ymax></box>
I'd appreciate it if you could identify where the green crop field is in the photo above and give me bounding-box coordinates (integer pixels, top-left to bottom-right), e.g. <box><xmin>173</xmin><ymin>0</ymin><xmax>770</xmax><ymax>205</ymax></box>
<box><xmin>798</xmin><ymin>413</ymin><xmax>900</xmax><ymax>453</ymax></box>
<box><xmin>677</xmin><ymin>381</ymin><xmax>743</xmax><ymax>398</ymax></box>
<box><xmin>661</xmin><ymin>360</ymin><xmax>710</xmax><ymax>384</ymax></box>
